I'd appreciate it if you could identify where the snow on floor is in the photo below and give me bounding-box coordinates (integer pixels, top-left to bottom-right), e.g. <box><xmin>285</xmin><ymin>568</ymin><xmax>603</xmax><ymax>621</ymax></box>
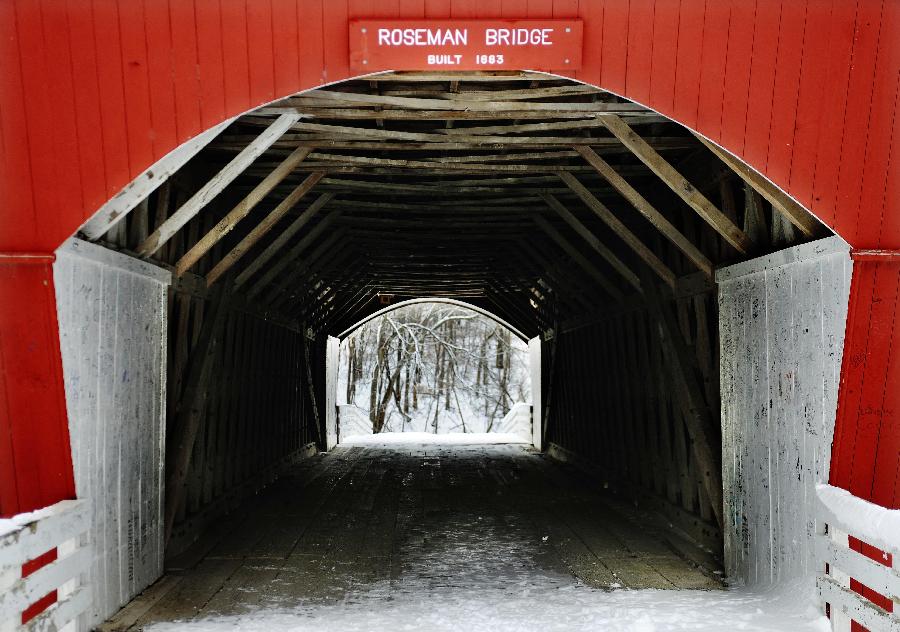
<box><xmin>340</xmin><ymin>431</ymin><xmax>530</xmax><ymax>445</ymax></box>
<box><xmin>145</xmin><ymin>581</ymin><xmax>829</xmax><ymax>632</ymax></box>
<box><xmin>142</xmin><ymin>442</ymin><xmax>829</xmax><ymax>632</ymax></box>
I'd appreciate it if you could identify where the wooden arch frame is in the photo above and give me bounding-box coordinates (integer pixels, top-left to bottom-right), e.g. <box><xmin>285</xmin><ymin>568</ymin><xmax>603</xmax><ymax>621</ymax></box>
<box><xmin>0</xmin><ymin>1</ymin><xmax>897</xmax><ymax>516</ymax></box>
<box><xmin>337</xmin><ymin>297</ymin><xmax>530</xmax><ymax>342</ymax></box>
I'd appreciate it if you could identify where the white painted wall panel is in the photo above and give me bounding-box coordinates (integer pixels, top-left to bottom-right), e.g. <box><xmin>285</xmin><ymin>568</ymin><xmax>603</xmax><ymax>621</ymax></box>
<box><xmin>718</xmin><ymin>236</ymin><xmax>852</xmax><ymax>586</ymax></box>
<box><xmin>54</xmin><ymin>239</ymin><xmax>170</xmax><ymax>628</ymax></box>
<box><xmin>529</xmin><ymin>337</ymin><xmax>542</xmax><ymax>450</ymax></box>
<box><xmin>325</xmin><ymin>336</ymin><xmax>339</xmax><ymax>450</ymax></box>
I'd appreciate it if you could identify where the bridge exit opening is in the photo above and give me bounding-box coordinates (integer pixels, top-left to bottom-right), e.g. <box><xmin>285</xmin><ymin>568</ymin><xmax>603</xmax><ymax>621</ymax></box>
<box><xmin>42</xmin><ymin>72</ymin><xmax>848</xmax><ymax>631</ymax></box>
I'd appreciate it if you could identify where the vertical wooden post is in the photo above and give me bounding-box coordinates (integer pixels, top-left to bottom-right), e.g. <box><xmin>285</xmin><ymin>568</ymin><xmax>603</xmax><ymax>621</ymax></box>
<box><xmin>641</xmin><ymin>271</ymin><xmax>724</xmax><ymax>529</ymax></box>
<box><xmin>163</xmin><ymin>284</ymin><xmax>231</xmax><ymax>544</ymax></box>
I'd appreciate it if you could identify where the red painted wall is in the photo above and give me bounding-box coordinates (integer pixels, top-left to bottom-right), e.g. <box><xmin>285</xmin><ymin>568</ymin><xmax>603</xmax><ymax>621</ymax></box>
<box><xmin>0</xmin><ymin>1</ymin><xmax>897</xmax><ymax>513</ymax></box>
<box><xmin>0</xmin><ymin>257</ymin><xmax>75</xmax><ymax>515</ymax></box>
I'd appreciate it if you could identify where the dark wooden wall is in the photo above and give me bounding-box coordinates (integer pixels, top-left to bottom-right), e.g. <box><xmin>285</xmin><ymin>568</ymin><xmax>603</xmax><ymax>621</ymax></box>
<box><xmin>547</xmin><ymin>289</ymin><xmax>721</xmax><ymax>549</ymax></box>
<box><xmin>165</xmin><ymin>288</ymin><xmax>318</xmax><ymax>554</ymax></box>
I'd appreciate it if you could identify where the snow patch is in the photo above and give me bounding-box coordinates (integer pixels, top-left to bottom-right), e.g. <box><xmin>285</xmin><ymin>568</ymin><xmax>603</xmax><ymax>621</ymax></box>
<box><xmin>0</xmin><ymin>505</ymin><xmax>59</xmax><ymax>538</ymax></box>
<box><xmin>340</xmin><ymin>432</ymin><xmax>530</xmax><ymax>446</ymax></box>
<box><xmin>816</xmin><ymin>483</ymin><xmax>900</xmax><ymax>553</ymax></box>
<box><xmin>144</xmin><ymin>581</ymin><xmax>830</xmax><ymax>632</ymax></box>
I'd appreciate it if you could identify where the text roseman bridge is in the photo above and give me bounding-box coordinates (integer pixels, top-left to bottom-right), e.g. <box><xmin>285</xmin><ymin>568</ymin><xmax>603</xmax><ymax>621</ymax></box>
<box><xmin>0</xmin><ymin>3</ymin><xmax>897</xmax><ymax>632</ymax></box>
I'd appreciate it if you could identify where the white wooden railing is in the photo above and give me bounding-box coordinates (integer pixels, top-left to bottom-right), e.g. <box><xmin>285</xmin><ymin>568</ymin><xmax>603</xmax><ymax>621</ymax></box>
<box><xmin>0</xmin><ymin>500</ymin><xmax>92</xmax><ymax>632</ymax></box>
<box><xmin>495</xmin><ymin>402</ymin><xmax>533</xmax><ymax>439</ymax></box>
<box><xmin>816</xmin><ymin>484</ymin><xmax>900</xmax><ymax>632</ymax></box>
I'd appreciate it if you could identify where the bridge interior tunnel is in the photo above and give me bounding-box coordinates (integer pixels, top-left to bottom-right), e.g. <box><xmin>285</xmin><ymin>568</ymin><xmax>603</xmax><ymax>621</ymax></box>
<box><xmin>56</xmin><ymin>72</ymin><xmax>848</xmax><ymax>628</ymax></box>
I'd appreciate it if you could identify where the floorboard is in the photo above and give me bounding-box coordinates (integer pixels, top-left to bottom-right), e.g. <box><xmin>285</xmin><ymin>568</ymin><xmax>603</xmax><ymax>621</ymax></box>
<box><xmin>106</xmin><ymin>443</ymin><xmax>723</xmax><ymax>630</ymax></box>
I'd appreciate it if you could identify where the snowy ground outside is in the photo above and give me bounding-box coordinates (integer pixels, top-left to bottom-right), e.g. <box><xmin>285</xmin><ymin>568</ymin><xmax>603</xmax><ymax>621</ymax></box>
<box><xmin>340</xmin><ymin>431</ymin><xmax>530</xmax><ymax>446</ymax></box>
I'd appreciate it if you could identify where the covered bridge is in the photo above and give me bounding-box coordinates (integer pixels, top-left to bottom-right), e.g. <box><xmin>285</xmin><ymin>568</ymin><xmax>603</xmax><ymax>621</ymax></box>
<box><xmin>0</xmin><ymin>2</ymin><xmax>898</xmax><ymax>631</ymax></box>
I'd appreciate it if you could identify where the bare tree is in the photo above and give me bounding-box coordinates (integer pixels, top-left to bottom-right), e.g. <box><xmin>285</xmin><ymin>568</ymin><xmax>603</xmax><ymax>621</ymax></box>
<box><xmin>339</xmin><ymin>304</ymin><xmax>530</xmax><ymax>434</ymax></box>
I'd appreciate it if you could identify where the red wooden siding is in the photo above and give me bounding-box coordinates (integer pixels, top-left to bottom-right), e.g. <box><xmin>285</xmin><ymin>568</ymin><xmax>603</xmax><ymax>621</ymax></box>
<box><xmin>831</xmin><ymin>258</ymin><xmax>900</xmax><ymax>508</ymax></box>
<box><xmin>1</xmin><ymin>0</ymin><xmax>897</xmax><ymax>253</ymax></box>
<box><xmin>0</xmin><ymin>257</ymin><xmax>75</xmax><ymax>515</ymax></box>
<box><xmin>0</xmin><ymin>0</ymin><xmax>897</xmax><ymax>515</ymax></box>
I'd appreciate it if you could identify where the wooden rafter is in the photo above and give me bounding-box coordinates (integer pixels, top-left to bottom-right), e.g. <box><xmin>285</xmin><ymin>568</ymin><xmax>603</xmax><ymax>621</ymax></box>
<box><xmin>174</xmin><ymin>146</ymin><xmax>313</xmax><ymax>277</ymax></box>
<box><xmin>206</xmin><ymin>170</ymin><xmax>325</xmax><ymax>286</ymax></box>
<box><xmin>136</xmin><ymin>113</ymin><xmax>300</xmax><ymax>257</ymax></box>
<box><xmin>133</xmin><ymin>74</ymin><xmax>825</xmax><ymax>338</ymax></box>
<box><xmin>532</xmin><ymin>214</ymin><xmax>624</xmax><ymax>301</ymax></box>
<box><xmin>246</xmin><ymin>212</ymin><xmax>343</xmax><ymax>299</ymax></box>
<box><xmin>599</xmin><ymin>114</ymin><xmax>753</xmax><ymax>254</ymax></box>
<box><xmin>692</xmin><ymin>133</ymin><xmax>821</xmax><ymax>238</ymax></box>
<box><xmin>234</xmin><ymin>193</ymin><xmax>334</xmax><ymax>289</ymax></box>
<box><xmin>541</xmin><ymin>193</ymin><xmax>641</xmax><ymax>291</ymax></box>
<box><xmin>558</xmin><ymin>172</ymin><xmax>677</xmax><ymax>289</ymax></box>
<box><xmin>574</xmin><ymin>146</ymin><xmax>714</xmax><ymax>277</ymax></box>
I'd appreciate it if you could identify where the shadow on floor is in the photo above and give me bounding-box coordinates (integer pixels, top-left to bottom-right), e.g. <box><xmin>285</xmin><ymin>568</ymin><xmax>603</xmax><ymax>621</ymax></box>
<box><xmin>103</xmin><ymin>443</ymin><xmax>725</xmax><ymax>630</ymax></box>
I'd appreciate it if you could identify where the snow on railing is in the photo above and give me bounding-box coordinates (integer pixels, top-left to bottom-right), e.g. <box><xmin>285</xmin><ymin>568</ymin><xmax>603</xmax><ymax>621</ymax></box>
<box><xmin>0</xmin><ymin>500</ymin><xmax>92</xmax><ymax>632</ymax></box>
<box><xmin>816</xmin><ymin>484</ymin><xmax>900</xmax><ymax>632</ymax></box>
<box><xmin>495</xmin><ymin>402</ymin><xmax>533</xmax><ymax>440</ymax></box>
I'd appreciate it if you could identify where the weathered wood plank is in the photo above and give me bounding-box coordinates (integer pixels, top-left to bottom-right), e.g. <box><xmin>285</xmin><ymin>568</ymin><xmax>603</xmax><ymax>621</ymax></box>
<box><xmin>80</xmin><ymin>118</ymin><xmax>235</xmax><ymax>241</ymax></box>
<box><xmin>542</xmin><ymin>193</ymin><xmax>642</xmax><ymax>291</ymax></box>
<box><xmin>163</xmin><ymin>286</ymin><xmax>232</xmax><ymax>544</ymax></box>
<box><xmin>574</xmin><ymin>146</ymin><xmax>714</xmax><ymax>276</ymax></box>
<box><xmin>174</xmin><ymin>147</ymin><xmax>313</xmax><ymax>276</ymax></box>
<box><xmin>531</xmin><ymin>214</ymin><xmax>624</xmax><ymax>301</ymax></box>
<box><xmin>599</xmin><ymin>114</ymin><xmax>752</xmax><ymax>254</ymax></box>
<box><xmin>693</xmin><ymin>133</ymin><xmax>821</xmax><ymax>237</ymax></box>
<box><xmin>558</xmin><ymin>172</ymin><xmax>677</xmax><ymax>288</ymax></box>
<box><xmin>136</xmin><ymin>113</ymin><xmax>300</xmax><ymax>257</ymax></box>
<box><xmin>641</xmin><ymin>271</ymin><xmax>723</xmax><ymax>529</ymax></box>
<box><xmin>205</xmin><ymin>171</ymin><xmax>325</xmax><ymax>285</ymax></box>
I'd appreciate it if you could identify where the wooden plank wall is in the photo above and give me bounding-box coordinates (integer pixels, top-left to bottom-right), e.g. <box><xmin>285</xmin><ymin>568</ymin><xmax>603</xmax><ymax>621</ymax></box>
<box><xmin>547</xmin><ymin>285</ymin><xmax>721</xmax><ymax>547</ymax></box>
<box><xmin>165</xmin><ymin>285</ymin><xmax>317</xmax><ymax>554</ymax></box>
<box><xmin>718</xmin><ymin>237</ymin><xmax>852</xmax><ymax>585</ymax></box>
<box><xmin>53</xmin><ymin>239</ymin><xmax>169</xmax><ymax>629</ymax></box>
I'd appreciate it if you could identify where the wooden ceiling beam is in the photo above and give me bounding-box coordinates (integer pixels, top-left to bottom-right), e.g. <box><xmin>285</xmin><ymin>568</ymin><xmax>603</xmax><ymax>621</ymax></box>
<box><xmin>508</xmin><ymin>241</ymin><xmax>598</xmax><ymax>313</ymax></box>
<box><xmin>303</xmin><ymin>153</ymin><xmax>605</xmax><ymax>173</ymax></box>
<box><xmin>289</xmin><ymin>89</ymin><xmax>647</xmax><ymax>112</ymax></box>
<box><xmin>599</xmin><ymin>113</ymin><xmax>752</xmax><ymax>254</ymax></box>
<box><xmin>215</xmin><ymin>131</ymin><xmax>694</xmax><ymax>149</ymax></box>
<box><xmin>377</xmin><ymin>84</ymin><xmax>601</xmax><ymax>101</ymax></box>
<box><xmin>692</xmin><ymin>133</ymin><xmax>821</xmax><ymax>238</ymax></box>
<box><xmin>265</xmin><ymin>229</ymin><xmax>348</xmax><ymax>308</ymax></box>
<box><xmin>541</xmin><ymin>193</ymin><xmax>642</xmax><ymax>292</ymax></box>
<box><xmin>558</xmin><ymin>172</ymin><xmax>677</xmax><ymax>288</ymax></box>
<box><xmin>574</xmin><ymin>146</ymin><xmax>714</xmax><ymax>277</ymax></box>
<box><xmin>205</xmin><ymin>170</ymin><xmax>325</xmax><ymax>285</ymax></box>
<box><xmin>174</xmin><ymin>146</ymin><xmax>313</xmax><ymax>277</ymax></box>
<box><xmin>233</xmin><ymin>192</ymin><xmax>334</xmax><ymax>289</ymax></box>
<box><xmin>531</xmin><ymin>214</ymin><xmax>624</xmax><ymax>301</ymax></box>
<box><xmin>136</xmin><ymin>112</ymin><xmax>300</xmax><ymax>257</ymax></box>
<box><xmin>81</xmin><ymin>117</ymin><xmax>236</xmax><ymax>241</ymax></box>
<box><xmin>246</xmin><ymin>211</ymin><xmax>342</xmax><ymax>298</ymax></box>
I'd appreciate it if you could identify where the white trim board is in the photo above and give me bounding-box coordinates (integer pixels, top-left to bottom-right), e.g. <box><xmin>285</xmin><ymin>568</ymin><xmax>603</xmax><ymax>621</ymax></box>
<box><xmin>716</xmin><ymin>236</ymin><xmax>850</xmax><ymax>283</ymax></box>
<box><xmin>57</xmin><ymin>238</ymin><xmax>172</xmax><ymax>285</ymax></box>
<box><xmin>78</xmin><ymin>118</ymin><xmax>236</xmax><ymax>241</ymax></box>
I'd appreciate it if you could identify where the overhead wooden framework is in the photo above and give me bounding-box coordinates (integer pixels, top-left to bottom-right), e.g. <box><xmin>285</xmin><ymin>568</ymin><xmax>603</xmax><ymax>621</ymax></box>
<box><xmin>84</xmin><ymin>71</ymin><xmax>827</xmax><ymax>339</ymax></box>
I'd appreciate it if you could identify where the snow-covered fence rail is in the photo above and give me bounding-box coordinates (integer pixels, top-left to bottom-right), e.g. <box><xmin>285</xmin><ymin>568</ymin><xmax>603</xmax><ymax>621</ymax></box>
<box><xmin>337</xmin><ymin>404</ymin><xmax>373</xmax><ymax>442</ymax></box>
<box><xmin>0</xmin><ymin>500</ymin><xmax>92</xmax><ymax>632</ymax></box>
<box><xmin>816</xmin><ymin>484</ymin><xmax>900</xmax><ymax>632</ymax></box>
<box><xmin>495</xmin><ymin>402</ymin><xmax>532</xmax><ymax>441</ymax></box>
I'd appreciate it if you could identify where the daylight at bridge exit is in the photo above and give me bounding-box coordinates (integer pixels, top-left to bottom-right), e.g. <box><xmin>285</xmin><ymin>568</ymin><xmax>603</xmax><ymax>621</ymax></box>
<box><xmin>0</xmin><ymin>2</ymin><xmax>898</xmax><ymax>631</ymax></box>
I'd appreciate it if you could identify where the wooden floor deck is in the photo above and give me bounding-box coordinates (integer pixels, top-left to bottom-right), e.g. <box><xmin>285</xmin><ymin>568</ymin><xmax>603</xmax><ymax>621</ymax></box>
<box><xmin>102</xmin><ymin>443</ymin><xmax>723</xmax><ymax>630</ymax></box>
